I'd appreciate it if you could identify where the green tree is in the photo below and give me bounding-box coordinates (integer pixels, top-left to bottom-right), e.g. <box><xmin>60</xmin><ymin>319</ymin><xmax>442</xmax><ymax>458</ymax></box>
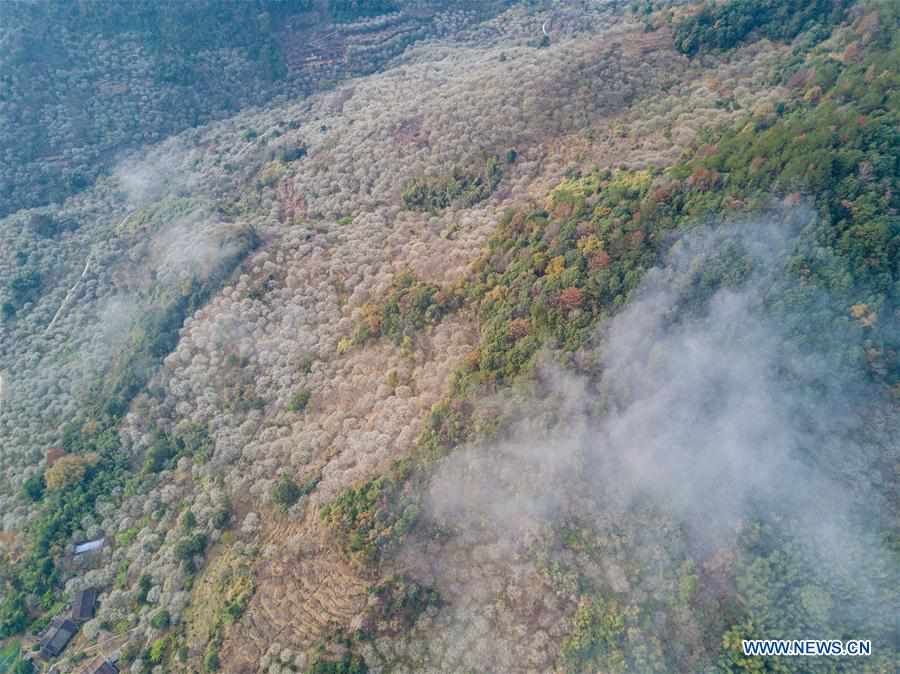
<box><xmin>22</xmin><ymin>473</ymin><xmax>45</xmax><ymax>502</ymax></box>
<box><xmin>272</xmin><ymin>475</ymin><xmax>302</xmax><ymax>511</ymax></box>
<box><xmin>0</xmin><ymin>593</ymin><xmax>28</xmax><ymax>639</ymax></box>
<box><xmin>150</xmin><ymin>609</ymin><xmax>171</xmax><ymax>630</ymax></box>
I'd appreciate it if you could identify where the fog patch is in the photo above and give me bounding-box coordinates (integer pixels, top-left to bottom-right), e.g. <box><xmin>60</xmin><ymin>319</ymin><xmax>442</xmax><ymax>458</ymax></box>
<box><xmin>412</xmin><ymin>208</ymin><xmax>898</xmax><ymax>668</ymax></box>
<box><xmin>113</xmin><ymin>138</ymin><xmax>201</xmax><ymax>207</ymax></box>
<box><xmin>426</xmin><ymin>215</ymin><xmax>861</xmax><ymax>543</ymax></box>
<box><xmin>147</xmin><ymin>209</ymin><xmax>245</xmax><ymax>287</ymax></box>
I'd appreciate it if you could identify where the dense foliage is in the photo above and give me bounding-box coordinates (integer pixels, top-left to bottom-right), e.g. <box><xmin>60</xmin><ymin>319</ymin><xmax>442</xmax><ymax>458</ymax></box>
<box><xmin>561</xmin><ymin>595</ymin><xmax>665</xmax><ymax>673</ymax></box>
<box><xmin>287</xmin><ymin>389</ymin><xmax>312</xmax><ymax>413</ymax></box>
<box><xmin>0</xmin><ymin>1</ymin><xmax>317</xmax><ymax>57</ymax></box>
<box><xmin>674</xmin><ymin>0</ymin><xmax>851</xmax><ymax>55</ymax></box>
<box><xmin>331</xmin><ymin>0</ymin><xmax>398</xmax><ymax>23</ymax></box>
<box><xmin>461</xmin><ymin>168</ymin><xmax>661</xmax><ymax>385</ymax></box>
<box><xmin>0</xmin><ymin>0</ymin><xmax>311</xmax><ymax>217</ymax></box>
<box><xmin>3</xmin><ymin>270</ymin><xmax>42</xmax><ymax>318</ymax></box>
<box><xmin>3</xmin><ymin>1</ymin><xmax>899</xmax><ymax>671</ymax></box>
<box><xmin>0</xmin><ymin>226</ymin><xmax>256</xmax><ymax>640</ymax></box>
<box><xmin>460</xmin><ymin>3</ymin><xmax>900</xmax><ymax>397</ymax></box>
<box><xmin>323</xmin><ymin>5</ymin><xmax>900</xmax><ymax>671</ymax></box>
<box><xmin>271</xmin><ymin>474</ymin><xmax>319</xmax><ymax>511</ymax></box>
<box><xmin>306</xmin><ymin>652</ymin><xmax>368</xmax><ymax>674</ymax></box>
<box><xmin>558</xmin><ymin>8</ymin><xmax>898</xmax><ymax>672</ymax></box>
<box><xmin>364</xmin><ymin>575</ymin><xmax>441</xmax><ymax>635</ymax></box>
<box><xmin>352</xmin><ymin>272</ymin><xmax>463</xmax><ymax>347</ymax></box>
<box><xmin>0</xmin><ymin>641</ymin><xmax>32</xmax><ymax>674</ymax></box>
<box><xmin>319</xmin><ymin>477</ymin><xmax>418</xmax><ymax>566</ymax></box>
<box><xmin>1</xmin><ymin>425</ymin><xmax>127</xmax><ymax>638</ymax></box>
<box><xmin>402</xmin><ymin>155</ymin><xmax>504</xmax><ymax>212</ymax></box>
<box><xmin>0</xmin><ymin>0</ymin><xmax>509</xmax><ymax>218</ymax></box>
<box><xmin>90</xmin><ymin>230</ymin><xmax>258</xmax><ymax>423</ymax></box>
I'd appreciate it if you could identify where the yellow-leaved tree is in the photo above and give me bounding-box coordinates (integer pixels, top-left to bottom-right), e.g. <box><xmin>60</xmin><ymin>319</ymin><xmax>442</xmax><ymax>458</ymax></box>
<box><xmin>44</xmin><ymin>453</ymin><xmax>98</xmax><ymax>491</ymax></box>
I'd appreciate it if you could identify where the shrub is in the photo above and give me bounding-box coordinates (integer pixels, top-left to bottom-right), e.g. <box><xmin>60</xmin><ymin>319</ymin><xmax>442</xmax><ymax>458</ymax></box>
<box><xmin>288</xmin><ymin>389</ymin><xmax>311</xmax><ymax>413</ymax></box>
<box><xmin>222</xmin><ymin>572</ymin><xmax>254</xmax><ymax>624</ymax></box>
<box><xmin>137</xmin><ymin>575</ymin><xmax>153</xmax><ymax>604</ymax></box>
<box><xmin>148</xmin><ymin>636</ymin><xmax>168</xmax><ymax>664</ymax></box>
<box><xmin>279</xmin><ymin>145</ymin><xmax>307</xmax><ymax>162</ymax></box>
<box><xmin>365</xmin><ymin>576</ymin><xmax>441</xmax><ymax>634</ymax></box>
<box><xmin>181</xmin><ymin>510</ymin><xmax>197</xmax><ymax>530</ymax></box>
<box><xmin>559</xmin><ymin>287</ymin><xmax>584</xmax><ymax>310</ymax></box>
<box><xmin>150</xmin><ymin>609</ymin><xmax>171</xmax><ymax>630</ymax></box>
<box><xmin>203</xmin><ymin>642</ymin><xmax>220</xmax><ymax>672</ymax></box>
<box><xmin>402</xmin><ymin>155</ymin><xmax>502</xmax><ymax>212</ymax></box>
<box><xmin>559</xmin><ymin>596</ymin><xmax>666</xmax><ymax>673</ymax></box>
<box><xmin>143</xmin><ymin>437</ymin><xmax>175</xmax><ymax>473</ymax></box>
<box><xmin>331</xmin><ymin>0</ymin><xmax>396</xmax><ymax>22</ymax></box>
<box><xmin>211</xmin><ymin>507</ymin><xmax>231</xmax><ymax>530</ymax></box>
<box><xmin>272</xmin><ymin>474</ymin><xmax>318</xmax><ymax>511</ymax></box>
<box><xmin>28</xmin><ymin>213</ymin><xmax>78</xmax><ymax>238</ymax></box>
<box><xmin>22</xmin><ymin>473</ymin><xmax>45</xmax><ymax>502</ymax></box>
<box><xmin>7</xmin><ymin>270</ymin><xmax>43</xmax><ymax>310</ymax></box>
<box><xmin>174</xmin><ymin>533</ymin><xmax>208</xmax><ymax>571</ymax></box>
<box><xmin>307</xmin><ymin>652</ymin><xmax>368</xmax><ymax>674</ymax></box>
<box><xmin>0</xmin><ymin>594</ymin><xmax>28</xmax><ymax>639</ymax></box>
<box><xmin>12</xmin><ymin>657</ymin><xmax>34</xmax><ymax>674</ymax></box>
<box><xmin>271</xmin><ymin>475</ymin><xmax>302</xmax><ymax>511</ymax></box>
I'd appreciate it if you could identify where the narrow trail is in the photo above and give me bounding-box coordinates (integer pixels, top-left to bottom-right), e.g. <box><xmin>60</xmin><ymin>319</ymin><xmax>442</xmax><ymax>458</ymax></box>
<box><xmin>45</xmin><ymin>208</ymin><xmax>137</xmax><ymax>333</ymax></box>
<box><xmin>45</xmin><ymin>255</ymin><xmax>92</xmax><ymax>333</ymax></box>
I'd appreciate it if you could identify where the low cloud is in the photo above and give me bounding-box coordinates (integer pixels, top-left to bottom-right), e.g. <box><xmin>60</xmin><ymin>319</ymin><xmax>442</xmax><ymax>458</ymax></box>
<box><xmin>428</xmin><ymin>214</ymin><xmax>865</xmax><ymax>543</ymax></box>
<box><xmin>113</xmin><ymin>138</ymin><xmax>201</xmax><ymax>208</ymax></box>
<box><xmin>412</xmin><ymin>208</ymin><xmax>898</xmax><ymax>668</ymax></box>
<box><xmin>147</xmin><ymin>209</ymin><xmax>245</xmax><ymax>287</ymax></box>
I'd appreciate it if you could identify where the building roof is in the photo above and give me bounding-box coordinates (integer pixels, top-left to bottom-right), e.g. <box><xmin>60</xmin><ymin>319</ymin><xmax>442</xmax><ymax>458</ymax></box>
<box><xmin>39</xmin><ymin>618</ymin><xmax>78</xmax><ymax>659</ymax></box>
<box><xmin>84</xmin><ymin>657</ymin><xmax>118</xmax><ymax>674</ymax></box>
<box><xmin>73</xmin><ymin>537</ymin><xmax>105</xmax><ymax>555</ymax></box>
<box><xmin>72</xmin><ymin>587</ymin><xmax>98</xmax><ymax>621</ymax></box>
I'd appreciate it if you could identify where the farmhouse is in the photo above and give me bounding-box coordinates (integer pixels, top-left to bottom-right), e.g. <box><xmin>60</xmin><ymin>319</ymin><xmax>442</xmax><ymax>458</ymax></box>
<box><xmin>39</xmin><ymin>617</ymin><xmax>78</xmax><ymax>660</ymax></box>
<box><xmin>83</xmin><ymin>656</ymin><xmax>119</xmax><ymax>674</ymax></box>
<box><xmin>72</xmin><ymin>587</ymin><xmax>98</xmax><ymax>622</ymax></box>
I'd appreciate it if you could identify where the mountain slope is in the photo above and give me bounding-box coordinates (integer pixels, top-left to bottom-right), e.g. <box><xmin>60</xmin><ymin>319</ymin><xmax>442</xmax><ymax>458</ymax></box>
<box><xmin>0</xmin><ymin>2</ymin><xmax>898</xmax><ymax>673</ymax></box>
<box><xmin>0</xmin><ymin>0</ymin><xmax>515</xmax><ymax>219</ymax></box>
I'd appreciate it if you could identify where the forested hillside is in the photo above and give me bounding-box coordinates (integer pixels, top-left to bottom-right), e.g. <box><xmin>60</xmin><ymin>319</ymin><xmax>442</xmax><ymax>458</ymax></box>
<box><xmin>0</xmin><ymin>1</ymin><xmax>898</xmax><ymax>673</ymax></box>
<box><xmin>0</xmin><ymin>0</ymin><xmax>514</xmax><ymax>219</ymax></box>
